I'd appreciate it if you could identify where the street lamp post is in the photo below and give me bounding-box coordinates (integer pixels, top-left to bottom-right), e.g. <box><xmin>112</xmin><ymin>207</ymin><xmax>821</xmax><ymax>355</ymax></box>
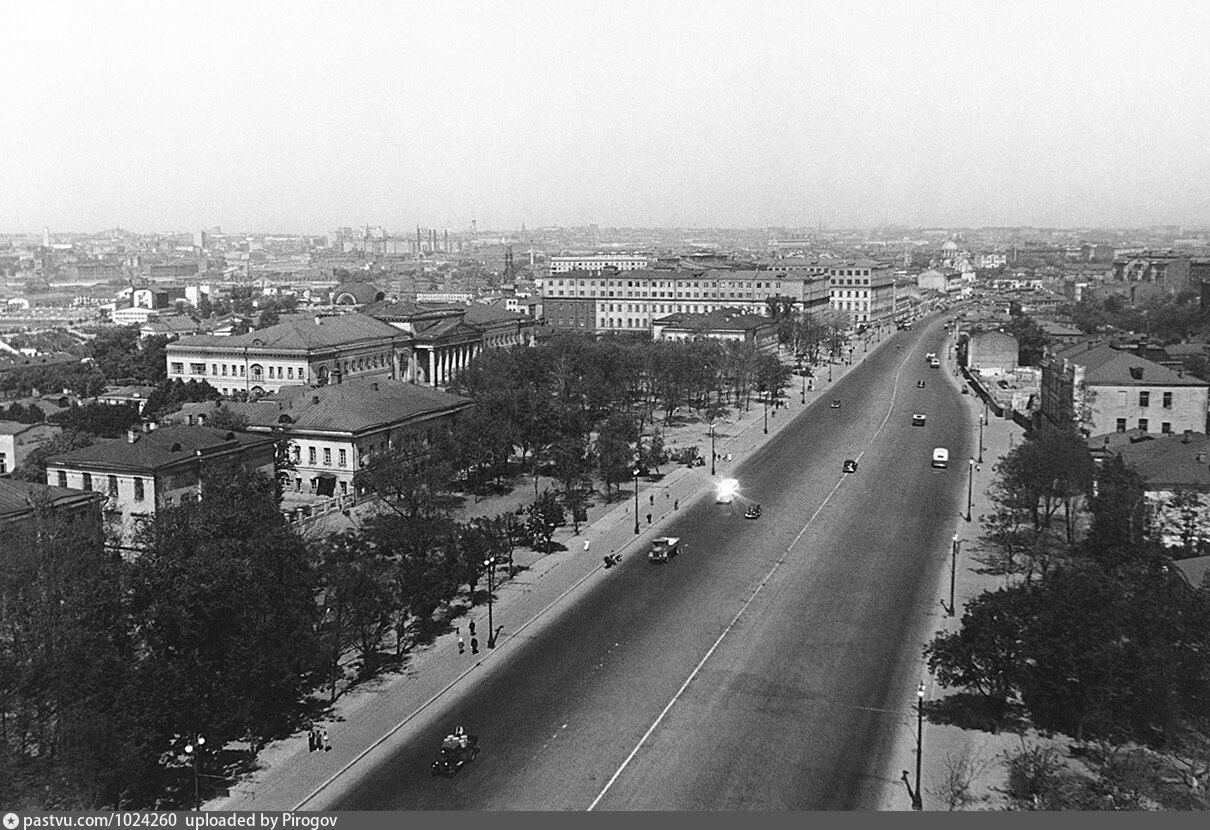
<box><xmin>801</xmin><ymin>371</ymin><xmax>806</xmax><ymax>405</ymax></box>
<box><xmin>978</xmin><ymin>415</ymin><xmax>984</xmax><ymax>465</ymax></box>
<box><xmin>763</xmin><ymin>396</ymin><xmax>768</xmax><ymax>434</ymax></box>
<box><xmin>947</xmin><ymin>535</ymin><xmax>960</xmax><ymax>617</ymax></box>
<box><xmin>913</xmin><ymin>681</ymin><xmax>925</xmax><ymax>810</ymax></box>
<box><xmin>709</xmin><ymin>423</ymin><xmax>716</xmax><ymax>476</ymax></box>
<box><xmin>484</xmin><ymin>557</ymin><xmax>496</xmax><ymax>647</ymax></box>
<box><xmin>184</xmin><ymin>734</ymin><xmax>205</xmax><ymax>811</ymax></box>
<box><xmin>966</xmin><ymin>458</ymin><xmax>975</xmax><ymax>521</ymax></box>
<box><xmin>633</xmin><ymin>467</ymin><xmax>641</xmax><ymax>535</ymax></box>
<box><xmin>829</xmin><ymin>359</ymin><xmax>833</xmax><ymax>382</ymax></box>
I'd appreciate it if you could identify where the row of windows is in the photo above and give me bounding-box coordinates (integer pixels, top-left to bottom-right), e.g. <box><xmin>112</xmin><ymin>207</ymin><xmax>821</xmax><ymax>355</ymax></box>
<box><xmin>553</xmin><ymin>279</ymin><xmax>786</xmax><ymax>290</ymax></box>
<box><xmin>58</xmin><ymin>470</ymin><xmax>146</xmax><ymax>501</ymax></box>
<box><xmin>293</xmin><ymin>446</ymin><xmax>349</xmax><ymax>467</ymax></box>
<box><xmin>1137</xmin><ymin>391</ymin><xmax>1174</xmax><ymax>408</ymax></box>
<box><xmin>1116</xmin><ymin>419</ymin><xmax>1174</xmax><ymax>434</ymax></box>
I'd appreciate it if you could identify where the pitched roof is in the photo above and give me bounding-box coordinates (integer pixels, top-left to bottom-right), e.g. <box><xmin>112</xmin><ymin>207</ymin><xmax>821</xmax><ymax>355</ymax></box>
<box><xmin>0</xmin><ymin>420</ymin><xmax>49</xmax><ymax>435</ymax></box>
<box><xmin>1111</xmin><ymin>431</ymin><xmax>1210</xmax><ymax>488</ymax></box>
<box><xmin>171</xmin><ymin>313</ymin><xmax>405</xmax><ymax>353</ymax></box>
<box><xmin>223</xmin><ymin>377</ymin><xmax>473</xmax><ymax>434</ymax></box>
<box><xmin>1051</xmin><ymin>342</ymin><xmax>1206</xmax><ymax>387</ymax></box>
<box><xmin>0</xmin><ymin>478</ymin><xmax>103</xmax><ymax>521</ymax></box>
<box><xmin>47</xmin><ymin>425</ymin><xmax>276</xmax><ymax>472</ymax></box>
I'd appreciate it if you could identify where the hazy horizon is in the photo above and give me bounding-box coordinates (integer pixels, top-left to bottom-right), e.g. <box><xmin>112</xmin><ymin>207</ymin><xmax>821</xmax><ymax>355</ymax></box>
<box><xmin>4</xmin><ymin>1</ymin><xmax>1209</xmax><ymax>235</ymax></box>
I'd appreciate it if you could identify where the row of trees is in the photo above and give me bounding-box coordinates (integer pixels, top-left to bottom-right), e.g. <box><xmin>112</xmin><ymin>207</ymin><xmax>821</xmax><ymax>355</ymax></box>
<box><xmin>926</xmin><ymin>427</ymin><xmax>1210</xmax><ymax>760</ymax></box>
<box><xmin>0</xmin><ymin>444</ymin><xmax>547</xmax><ymax>809</ymax></box>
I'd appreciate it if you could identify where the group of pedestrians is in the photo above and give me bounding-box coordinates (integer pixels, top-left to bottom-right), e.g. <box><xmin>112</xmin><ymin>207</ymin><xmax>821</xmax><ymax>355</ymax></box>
<box><xmin>457</xmin><ymin>621</ymin><xmax>480</xmax><ymax>655</ymax></box>
<box><xmin>308</xmin><ymin>726</ymin><xmax>330</xmax><ymax>753</ymax></box>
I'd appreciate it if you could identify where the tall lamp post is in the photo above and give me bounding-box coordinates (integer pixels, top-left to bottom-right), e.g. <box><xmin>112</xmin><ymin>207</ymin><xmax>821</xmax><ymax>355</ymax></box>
<box><xmin>966</xmin><ymin>458</ymin><xmax>975</xmax><ymax>521</ymax></box>
<box><xmin>800</xmin><ymin>371</ymin><xmax>806</xmax><ymax>405</ymax></box>
<box><xmin>709</xmin><ymin>423</ymin><xmax>716</xmax><ymax>476</ymax></box>
<box><xmin>484</xmin><ymin>557</ymin><xmax>496</xmax><ymax>647</ymax></box>
<box><xmin>947</xmin><ymin>535</ymin><xmax>961</xmax><ymax>617</ymax></box>
<box><xmin>633</xmin><ymin>467</ymin><xmax>641</xmax><ymax>535</ymax></box>
<box><xmin>978</xmin><ymin>415</ymin><xmax>985</xmax><ymax>465</ymax></box>
<box><xmin>184</xmin><ymin>734</ymin><xmax>205</xmax><ymax>811</ymax></box>
<box><xmin>913</xmin><ymin>681</ymin><xmax>925</xmax><ymax>810</ymax></box>
<box><xmin>763</xmin><ymin>395</ymin><xmax>769</xmax><ymax>435</ymax></box>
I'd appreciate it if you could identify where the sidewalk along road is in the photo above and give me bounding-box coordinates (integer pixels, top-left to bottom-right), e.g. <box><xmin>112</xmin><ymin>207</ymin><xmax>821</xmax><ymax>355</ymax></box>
<box><xmin>207</xmin><ymin>327</ymin><xmax>902</xmax><ymax>811</ymax></box>
<box><xmin>876</xmin><ymin>324</ymin><xmax>1027</xmax><ymax>811</ymax></box>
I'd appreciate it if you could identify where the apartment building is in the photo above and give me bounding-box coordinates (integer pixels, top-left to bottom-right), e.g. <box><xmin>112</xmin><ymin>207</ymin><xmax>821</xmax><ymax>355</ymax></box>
<box><xmin>1041</xmin><ymin>340</ymin><xmax>1209</xmax><ymax>436</ymax></box>
<box><xmin>45</xmin><ymin>425</ymin><xmax>277</xmax><ymax>544</ymax></box>
<box><xmin>827</xmin><ymin>258</ymin><xmax>896</xmax><ymax>325</ymax></box>
<box><xmin>196</xmin><ymin>377</ymin><xmax>473</xmax><ymax>497</ymax></box>
<box><xmin>540</xmin><ymin>267</ymin><xmax>830</xmax><ymax>335</ymax></box>
<box><xmin>549</xmin><ymin>254</ymin><xmax>652</xmax><ymax>274</ymax></box>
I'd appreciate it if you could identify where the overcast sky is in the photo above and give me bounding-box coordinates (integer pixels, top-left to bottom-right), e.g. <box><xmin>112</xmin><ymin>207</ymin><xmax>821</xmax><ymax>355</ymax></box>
<box><xmin>2</xmin><ymin>1</ymin><xmax>1208</xmax><ymax>234</ymax></box>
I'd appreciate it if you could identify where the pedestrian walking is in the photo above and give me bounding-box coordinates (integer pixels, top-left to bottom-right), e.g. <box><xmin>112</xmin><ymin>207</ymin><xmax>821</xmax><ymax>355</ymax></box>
<box><xmin>321</xmin><ymin>728</ymin><xmax>330</xmax><ymax>752</ymax></box>
<box><xmin>471</xmin><ymin>636</ymin><xmax>479</xmax><ymax>654</ymax></box>
<box><xmin>458</xmin><ymin>635</ymin><xmax>465</xmax><ymax>654</ymax></box>
<box><xmin>584</xmin><ymin>539</ymin><xmax>591</xmax><ymax>552</ymax></box>
<box><xmin>647</xmin><ymin>512</ymin><xmax>652</xmax><ymax>525</ymax></box>
<box><xmin>309</xmin><ymin>728</ymin><xmax>317</xmax><ymax>752</ymax></box>
<box><xmin>674</xmin><ymin>499</ymin><xmax>679</xmax><ymax>510</ymax></box>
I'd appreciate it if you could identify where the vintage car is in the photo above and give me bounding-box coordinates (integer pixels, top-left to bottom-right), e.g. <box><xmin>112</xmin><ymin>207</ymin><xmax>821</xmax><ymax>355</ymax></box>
<box><xmin>842</xmin><ymin>459</ymin><xmax>858</xmax><ymax>473</ymax></box>
<box><xmin>744</xmin><ymin>504</ymin><xmax>762</xmax><ymax>520</ymax></box>
<box><xmin>649</xmin><ymin>536</ymin><xmax>681</xmax><ymax>563</ymax></box>
<box><xmin>912</xmin><ymin>413</ymin><xmax>927</xmax><ymax>426</ymax></box>
<box><xmin>431</xmin><ymin>731</ymin><xmax>480</xmax><ymax>777</ymax></box>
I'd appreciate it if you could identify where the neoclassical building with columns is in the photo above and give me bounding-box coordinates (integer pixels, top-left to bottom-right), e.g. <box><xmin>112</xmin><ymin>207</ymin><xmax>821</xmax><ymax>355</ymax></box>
<box><xmin>363</xmin><ymin>300</ymin><xmax>538</xmax><ymax>388</ymax></box>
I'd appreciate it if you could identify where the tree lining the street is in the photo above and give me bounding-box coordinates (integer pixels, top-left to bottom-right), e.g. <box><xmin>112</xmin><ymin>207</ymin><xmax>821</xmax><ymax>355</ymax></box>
<box><xmin>928</xmin><ymin>427</ymin><xmax>1210</xmax><ymax>775</ymax></box>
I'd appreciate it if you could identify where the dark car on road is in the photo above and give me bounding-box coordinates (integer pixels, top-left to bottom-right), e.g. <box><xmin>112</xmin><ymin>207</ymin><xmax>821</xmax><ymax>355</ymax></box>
<box><xmin>744</xmin><ymin>504</ymin><xmax>762</xmax><ymax>519</ymax></box>
<box><xmin>830</xmin><ymin>399</ymin><xmax>841</xmax><ymax>409</ymax></box>
<box><xmin>842</xmin><ymin>459</ymin><xmax>858</xmax><ymax>473</ymax></box>
<box><xmin>432</xmin><ymin>732</ymin><xmax>479</xmax><ymax>777</ymax></box>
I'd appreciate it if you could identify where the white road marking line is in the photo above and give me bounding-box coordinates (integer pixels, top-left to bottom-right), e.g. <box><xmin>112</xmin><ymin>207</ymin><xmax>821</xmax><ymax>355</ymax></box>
<box><xmin>588</xmin><ymin>343</ymin><xmax>918</xmax><ymax>810</ymax></box>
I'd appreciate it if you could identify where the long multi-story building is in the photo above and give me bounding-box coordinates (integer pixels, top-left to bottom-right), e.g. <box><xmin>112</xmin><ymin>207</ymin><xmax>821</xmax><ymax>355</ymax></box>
<box><xmin>548</xmin><ymin>254</ymin><xmax>652</xmax><ymax>274</ymax></box>
<box><xmin>540</xmin><ymin>267</ymin><xmax>830</xmax><ymax>335</ymax></box>
<box><xmin>165</xmin><ymin>313</ymin><xmax>414</xmax><ymax>397</ymax></box>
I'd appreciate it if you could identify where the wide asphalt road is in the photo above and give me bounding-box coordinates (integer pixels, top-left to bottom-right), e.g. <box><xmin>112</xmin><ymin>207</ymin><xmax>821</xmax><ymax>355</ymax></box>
<box><xmin>331</xmin><ymin>317</ymin><xmax>974</xmax><ymax>810</ymax></box>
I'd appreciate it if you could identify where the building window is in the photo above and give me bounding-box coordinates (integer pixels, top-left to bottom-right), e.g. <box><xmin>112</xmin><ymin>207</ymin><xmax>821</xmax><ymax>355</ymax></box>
<box><xmin>339</xmin><ymin>449</ymin><xmax>347</xmax><ymax>467</ymax></box>
<box><xmin>83</xmin><ymin>473</ymin><xmax>93</xmax><ymax>491</ymax></box>
<box><xmin>1116</xmin><ymin>418</ymin><xmax>1127</xmax><ymax>433</ymax></box>
<box><xmin>212</xmin><ymin>364</ymin><xmax>218</xmax><ymax>375</ymax></box>
<box><xmin>1139</xmin><ymin>391</ymin><xmax>1150</xmax><ymax>407</ymax></box>
<box><xmin>134</xmin><ymin>477</ymin><xmax>144</xmax><ymax>501</ymax></box>
<box><xmin>1138</xmin><ymin>418</ymin><xmax>1148</xmax><ymax>432</ymax></box>
<box><xmin>190</xmin><ymin>363</ymin><xmax>205</xmax><ymax>375</ymax></box>
<box><xmin>309</xmin><ymin>447</ymin><xmax>317</xmax><ymax>465</ymax></box>
<box><xmin>171</xmin><ymin>362</ymin><xmax>183</xmax><ymax>374</ymax></box>
<box><xmin>1163</xmin><ymin>391</ymin><xmax>1172</xmax><ymax>408</ymax></box>
<box><xmin>108</xmin><ymin>475</ymin><xmax>118</xmax><ymax>496</ymax></box>
<box><xmin>287</xmin><ymin>367</ymin><xmax>294</xmax><ymax>379</ymax></box>
<box><xmin>1162</xmin><ymin>422</ymin><xmax>1172</xmax><ymax>434</ymax></box>
<box><xmin>0</xmin><ymin>452</ymin><xmax>5</xmax><ymax>474</ymax></box>
<box><xmin>323</xmin><ymin>448</ymin><xmax>332</xmax><ymax>466</ymax></box>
